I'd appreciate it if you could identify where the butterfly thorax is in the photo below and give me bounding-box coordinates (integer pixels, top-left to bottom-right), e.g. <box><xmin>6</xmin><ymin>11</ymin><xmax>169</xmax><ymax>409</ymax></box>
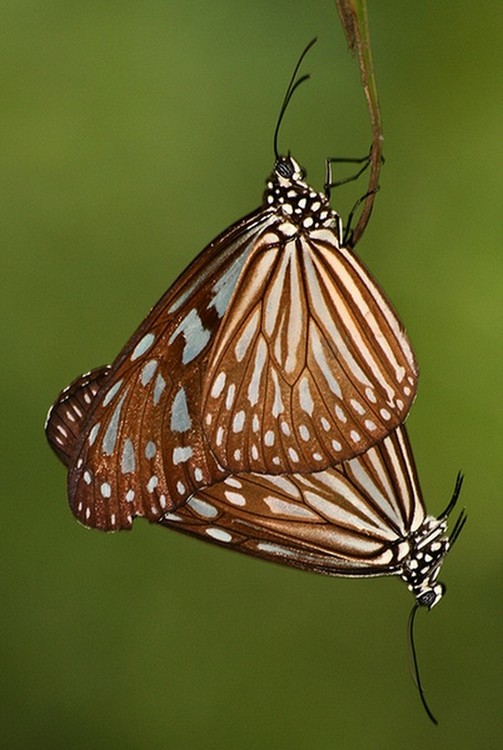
<box><xmin>264</xmin><ymin>155</ymin><xmax>341</xmax><ymax>238</ymax></box>
<box><xmin>400</xmin><ymin>516</ymin><xmax>449</xmax><ymax>609</ymax></box>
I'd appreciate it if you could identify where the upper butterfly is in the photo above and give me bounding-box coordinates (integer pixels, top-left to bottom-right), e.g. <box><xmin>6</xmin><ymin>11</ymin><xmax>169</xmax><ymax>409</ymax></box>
<box><xmin>45</xmin><ymin>38</ymin><xmax>417</xmax><ymax>530</ymax></box>
<box><xmin>45</xmin><ymin>154</ymin><xmax>417</xmax><ymax>531</ymax></box>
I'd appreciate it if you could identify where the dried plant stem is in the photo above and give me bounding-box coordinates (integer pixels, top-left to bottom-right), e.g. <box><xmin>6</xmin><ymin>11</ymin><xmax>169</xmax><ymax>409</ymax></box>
<box><xmin>335</xmin><ymin>0</ymin><xmax>383</xmax><ymax>245</ymax></box>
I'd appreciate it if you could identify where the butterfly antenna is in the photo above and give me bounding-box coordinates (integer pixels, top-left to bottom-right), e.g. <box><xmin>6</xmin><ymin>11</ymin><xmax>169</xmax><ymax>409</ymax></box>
<box><xmin>440</xmin><ymin>472</ymin><xmax>464</xmax><ymax>519</ymax></box>
<box><xmin>449</xmin><ymin>508</ymin><xmax>468</xmax><ymax>550</ymax></box>
<box><xmin>408</xmin><ymin>604</ymin><xmax>438</xmax><ymax>726</ymax></box>
<box><xmin>273</xmin><ymin>37</ymin><xmax>317</xmax><ymax>159</ymax></box>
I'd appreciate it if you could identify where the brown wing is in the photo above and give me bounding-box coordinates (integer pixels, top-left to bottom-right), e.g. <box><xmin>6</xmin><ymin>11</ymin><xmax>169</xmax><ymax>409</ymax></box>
<box><xmin>202</xmin><ymin>228</ymin><xmax>418</xmax><ymax>474</ymax></box>
<box><xmin>159</xmin><ymin>426</ymin><xmax>426</xmax><ymax>577</ymax></box>
<box><xmin>50</xmin><ymin>209</ymin><xmax>275</xmax><ymax>531</ymax></box>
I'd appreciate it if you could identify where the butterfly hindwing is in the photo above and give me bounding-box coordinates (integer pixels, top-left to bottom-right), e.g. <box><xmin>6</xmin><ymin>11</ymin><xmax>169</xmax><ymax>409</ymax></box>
<box><xmin>159</xmin><ymin>425</ymin><xmax>427</xmax><ymax>576</ymax></box>
<box><xmin>46</xmin><ymin>366</ymin><xmax>111</xmax><ymax>467</ymax></box>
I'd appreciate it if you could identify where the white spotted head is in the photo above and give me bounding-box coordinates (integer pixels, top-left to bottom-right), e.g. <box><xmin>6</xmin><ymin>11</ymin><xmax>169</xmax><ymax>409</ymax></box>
<box><xmin>264</xmin><ymin>155</ymin><xmax>338</xmax><ymax>233</ymax></box>
<box><xmin>400</xmin><ymin>516</ymin><xmax>450</xmax><ymax>609</ymax></box>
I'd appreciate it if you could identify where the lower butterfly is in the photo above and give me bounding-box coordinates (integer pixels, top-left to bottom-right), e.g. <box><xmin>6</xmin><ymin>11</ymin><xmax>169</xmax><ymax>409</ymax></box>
<box><xmin>160</xmin><ymin>425</ymin><xmax>465</xmax><ymax>610</ymax></box>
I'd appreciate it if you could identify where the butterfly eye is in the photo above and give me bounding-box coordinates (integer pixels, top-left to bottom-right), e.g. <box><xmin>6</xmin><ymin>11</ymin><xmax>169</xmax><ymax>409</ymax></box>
<box><xmin>275</xmin><ymin>157</ymin><xmax>295</xmax><ymax>178</ymax></box>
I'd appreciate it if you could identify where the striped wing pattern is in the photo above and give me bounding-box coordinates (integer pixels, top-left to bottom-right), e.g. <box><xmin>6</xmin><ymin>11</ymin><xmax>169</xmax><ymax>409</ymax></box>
<box><xmin>202</xmin><ymin>225</ymin><xmax>418</xmax><ymax>473</ymax></box>
<box><xmin>46</xmin><ymin>210</ymin><xmax>275</xmax><ymax>530</ymax></box>
<box><xmin>159</xmin><ymin>426</ymin><xmax>427</xmax><ymax>576</ymax></box>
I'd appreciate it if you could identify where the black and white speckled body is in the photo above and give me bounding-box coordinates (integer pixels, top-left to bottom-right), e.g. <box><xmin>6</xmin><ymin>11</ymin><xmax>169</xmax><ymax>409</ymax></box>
<box><xmin>400</xmin><ymin>516</ymin><xmax>450</xmax><ymax>608</ymax></box>
<box><xmin>264</xmin><ymin>155</ymin><xmax>343</xmax><ymax>237</ymax></box>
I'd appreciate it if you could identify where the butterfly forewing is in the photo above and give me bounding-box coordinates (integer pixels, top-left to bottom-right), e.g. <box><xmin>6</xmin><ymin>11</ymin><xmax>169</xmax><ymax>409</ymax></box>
<box><xmin>48</xmin><ymin>209</ymin><xmax>274</xmax><ymax>531</ymax></box>
<box><xmin>202</xmin><ymin>211</ymin><xmax>418</xmax><ymax>474</ymax></box>
<box><xmin>159</xmin><ymin>425</ymin><xmax>427</xmax><ymax>577</ymax></box>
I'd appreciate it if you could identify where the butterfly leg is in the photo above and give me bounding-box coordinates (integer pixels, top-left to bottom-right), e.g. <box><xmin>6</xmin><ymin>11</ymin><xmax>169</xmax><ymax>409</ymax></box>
<box><xmin>341</xmin><ymin>186</ymin><xmax>380</xmax><ymax>246</ymax></box>
<box><xmin>324</xmin><ymin>154</ymin><xmax>372</xmax><ymax>198</ymax></box>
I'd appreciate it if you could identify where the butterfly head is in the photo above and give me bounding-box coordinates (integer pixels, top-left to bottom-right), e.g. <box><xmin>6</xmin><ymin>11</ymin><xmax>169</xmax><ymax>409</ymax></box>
<box><xmin>400</xmin><ymin>516</ymin><xmax>450</xmax><ymax>609</ymax></box>
<box><xmin>264</xmin><ymin>155</ymin><xmax>339</xmax><ymax>234</ymax></box>
<box><xmin>274</xmin><ymin>155</ymin><xmax>306</xmax><ymax>183</ymax></box>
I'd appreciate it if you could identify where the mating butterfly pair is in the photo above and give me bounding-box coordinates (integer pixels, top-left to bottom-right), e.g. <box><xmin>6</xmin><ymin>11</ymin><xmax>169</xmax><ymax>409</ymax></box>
<box><xmin>46</xmin><ymin>151</ymin><xmax>463</xmax><ymax>616</ymax></box>
<box><xmin>45</xmin><ymin>37</ymin><xmax>466</xmax><ymax>724</ymax></box>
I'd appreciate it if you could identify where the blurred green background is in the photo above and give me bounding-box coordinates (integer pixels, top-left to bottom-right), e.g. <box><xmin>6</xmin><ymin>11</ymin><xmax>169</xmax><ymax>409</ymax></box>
<box><xmin>2</xmin><ymin>1</ymin><xmax>501</xmax><ymax>748</ymax></box>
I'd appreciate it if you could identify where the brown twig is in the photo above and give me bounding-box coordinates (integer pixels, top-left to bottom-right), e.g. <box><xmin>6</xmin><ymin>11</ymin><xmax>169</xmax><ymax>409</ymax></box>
<box><xmin>334</xmin><ymin>0</ymin><xmax>383</xmax><ymax>246</ymax></box>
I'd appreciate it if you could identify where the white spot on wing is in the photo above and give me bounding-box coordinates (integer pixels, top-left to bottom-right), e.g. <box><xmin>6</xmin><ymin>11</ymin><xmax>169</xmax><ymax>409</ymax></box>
<box><xmin>233</xmin><ymin>411</ymin><xmax>245</xmax><ymax>433</ymax></box>
<box><xmin>100</xmin><ymin>482</ymin><xmax>111</xmax><ymax>498</ymax></box>
<box><xmin>102</xmin><ymin>379</ymin><xmax>123</xmax><ymax>406</ymax></box>
<box><xmin>173</xmin><ymin>446</ymin><xmax>193</xmax><ymax>464</ymax></box>
<box><xmin>225</xmin><ymin>383</ymin><xmax>236</xmax><ymax>410</ymax></box>
<box><xmin>121</xmin><ymin>438</ymin><xmax>136</xmax><ymax>474</ymax></box>
<box><xmin>153</xmin><ymin>373</ymin><xmax>166</xmax><ymax>406</ymax></box>
<box><xmin>188</xmin><ymin>497</ymin><xmax>218</xmax><ymax>518</ymax></box>
<box><xmin>335</xmin><ymin>406</ymin><xmax>347</xmax><ymax>423</ymax></box>
<box><xmin>141</xmin><ymin>360</ymin><xmax>158</xmax><ymax>386</ymax></box>
<box><xmin>248</xmin><ymin>338</ymin><xmax>267</xmax><ymax>406</ymax></box>
<box><xmin>145</xmin><ymin>440</ymin><xmax>156</xmax><ymax>459</ymax></box>
<box><xmin>206</xmin><ymin>528</ymin><xmax>232</xmax><ymax>543</ymax></box>
<box><xmin>299</xmin><ymin>424</ymin><xmax>310</xmax><ymax>442</ymax></box>
<box><xmin>264</xmin><ymin>496</ymin><xmax>318</xmax><ymax>519</ymax></box>
<box><xmin>147</xmin><ymin>475</ymin><xmax>158</xmax><ymax>493</ymax></box>
<box><xmin>271</xmin><ymin>369</ymin><xmax>284</xmax><ymax>417</ymax></box>
<box><xmin>299</xmin><ymin>376</ymin><xmax>314</xmax><ymax>415</ymax></box>
<box><xmin>365</xmin><ymin>387</ymin><xmax>377</xmax><ymax>403</ymax></box>
<box><xmin>224</xmin><ymin>491</ymin><xmax>246</xmax><ymax>506</ymax></box>
<box><xmin>102</xmin><ymin>393</ymin><xmax>127</xmax><ymax>455</ymax></box>
<box><xmin>171</xmin><ymin>387</ymin><xmax>191</xmax><ymax>432</ymax></box>
<box><xmin>169</xmin><ymin>309</ymin><xmax>211</xmax><ymax>364</ymax></box>
<box><xmin>350</xmin><ymin>398</ymin><xmax>365</xmax><ymax>415</ymax></box>
<box><xmin>88</xmin><ymin>422</ymin><xmax>100</xmax><ymax>446</ymax></box>
<box><xmin>211</xmin><ymin>371</ymin><xmax>226</xmax><ymax>398</ymax></box>
<box><xmin>208</xmin><ymin>252</ymin><xmax>251</xmax><ymax>317</ymax></box>
<box><xmin>225</xmin><ymin>477</ymin><xmax>242</xmax><ymax>489</ymax></box>
<box><xmin>131</xmin><ymin>333</ymin><xmax>155</xmax><ymax>361</ymax></box>
<box><xmin>235</xmin><ymin>310</ymin><xmax>260</xmax><ymax>362</ymax></box>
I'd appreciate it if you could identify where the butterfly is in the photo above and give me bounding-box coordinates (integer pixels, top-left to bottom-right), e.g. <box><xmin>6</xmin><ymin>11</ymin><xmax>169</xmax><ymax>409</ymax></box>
<box><xmin>159</xmin><ymin>424</ymin><xmax>465</xmax><ymax>609</ymax></box>
<box><xmin>46</xmin><ymin>149</ymin><xmax>419</xmax><ymax>531</ymax></box>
